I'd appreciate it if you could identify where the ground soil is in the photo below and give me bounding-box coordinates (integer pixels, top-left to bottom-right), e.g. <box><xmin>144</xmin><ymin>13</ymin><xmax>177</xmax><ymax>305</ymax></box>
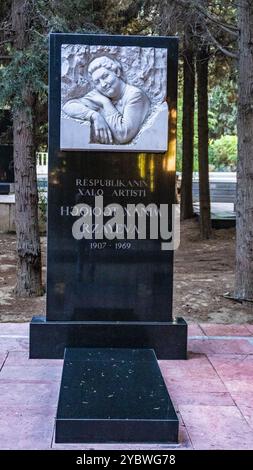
<box><xmin>0</xmin><ymin>219</ymin><xmax>252</xmax><ymax>323</ymax></box>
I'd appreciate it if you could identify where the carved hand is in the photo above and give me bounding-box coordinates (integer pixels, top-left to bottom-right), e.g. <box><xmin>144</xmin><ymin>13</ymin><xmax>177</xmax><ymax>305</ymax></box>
<box><xmin>91</xmin><ymin>113</ymin><xmax>113</xmax><ymax>144</ymax></box>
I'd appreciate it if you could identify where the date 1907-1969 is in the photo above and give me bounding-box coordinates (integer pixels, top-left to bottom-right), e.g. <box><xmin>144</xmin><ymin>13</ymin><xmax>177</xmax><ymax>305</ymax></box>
<box><xmin>90</xmin><ymin>242</ymin><xmax>131</xmax><ymax>250</ymax></box>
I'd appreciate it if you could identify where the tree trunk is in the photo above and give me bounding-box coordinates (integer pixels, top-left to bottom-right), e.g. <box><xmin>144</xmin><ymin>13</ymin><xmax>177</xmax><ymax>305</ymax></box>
<box><xmin>235</xmin><ymin>1</ymin><xmax>253</xmax><ymax>300</ymax></box>
<box><xmin>12</xmin><ymin>0</ymin><xmax>42</xmax><ymax>296</ymax></box>
<box><xmin>197</xmin><ymin>47</ymin><xmax>212</xmax><ymax>239</ymax></box>
<box><xmin>180</xmin><ymin>33</ymin><xmax>195</xmax><ymax>220</ymax></box>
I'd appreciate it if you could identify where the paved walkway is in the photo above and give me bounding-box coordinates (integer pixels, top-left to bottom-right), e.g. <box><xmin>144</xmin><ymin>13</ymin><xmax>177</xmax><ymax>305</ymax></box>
<box><xmin>0</xmin><ymin>322</ymin><xmax>253</xmax><ymax>450</ymax></box>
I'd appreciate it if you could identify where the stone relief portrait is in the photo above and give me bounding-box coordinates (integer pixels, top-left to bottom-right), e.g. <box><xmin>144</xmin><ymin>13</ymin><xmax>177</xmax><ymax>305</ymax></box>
<box><xmin>60</xmin><ymin>44</ymin><xmax>168</xmax><ymax>152</ymax></box>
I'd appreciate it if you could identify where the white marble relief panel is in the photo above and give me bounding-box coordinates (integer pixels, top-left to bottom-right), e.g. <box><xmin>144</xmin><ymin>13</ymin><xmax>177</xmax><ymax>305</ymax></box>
<box><xmin>60</xmin><ymin>44</ymin><xmax>168</xmax><ymax>152</ymax></box>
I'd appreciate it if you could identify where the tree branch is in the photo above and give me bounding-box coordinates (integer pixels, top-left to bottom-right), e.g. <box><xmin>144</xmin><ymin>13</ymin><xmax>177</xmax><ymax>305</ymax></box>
<box><xmin>175</xmin><ymin>0</ymin><xmax>238</xmax><ymax>35</ymax></box>
<box><xmin>194</xmin><ymin>2</ymin><xmax>238</xmax><ymax>35</ymax></box>
<box><xmin>207</xmin><ymin>19</ymin><xmax>238</xmax><ymax>37</ymax></box>
<box><xmin>0</xmin><ymin>38</ymin><xmax>13</xmax><ymax>45</ymax></box>
<box><xmin>206</xmin><ymin>26</ymin><xmax>238</xmax><ymax>59</ymax></box>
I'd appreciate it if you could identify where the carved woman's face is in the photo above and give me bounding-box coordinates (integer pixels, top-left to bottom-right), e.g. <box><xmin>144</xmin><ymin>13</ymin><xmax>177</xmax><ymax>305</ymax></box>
<box><xmin>91</xmin><ymin>67</ymin><xmax>122</xmax><ymax>99</ymax></box>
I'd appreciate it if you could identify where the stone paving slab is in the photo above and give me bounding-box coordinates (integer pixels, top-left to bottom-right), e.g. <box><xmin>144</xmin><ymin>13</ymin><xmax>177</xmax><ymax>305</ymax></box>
<box><xmin>169</xmin><ymin>390</ymin><xmax>234</xmax><ymax>407</ymax></box>
<box><xmin>0</xmin><ymin>323</ymin><xmax>29</xmax><ymax>335</ymax></box>
<box><xmin>0</xmin><ymin>408</ymin><xmax>55</xmax><ymax>450</ymax></box>
<box><xmin>0</xmin><ymin>382</ymin><xmax>60</xmax><ymax>407</ymax></box>
<box><xmin>187</xmin><ymin>324</ymin><xmax>205</xmax><ymax>336</ymax></box>
<box><xmin>6</xmin><ymin>351</ymin><xmax>62</xmax><ymax>367</ymax></box>
<box><xmin>0</xmin><ymin>353</ymin><xmax>7</xmax><ymax>369</ymax></box>
<box><xmin>230</xmin><ymin>391</ymin><xmax>253</xmax><ymax>407</ymax></box>
<box><xmin>208</xmin><ymin>354</ymin><xmax>253</xmax><ymax>381</ymax></box>
<box><xmin>0</xmin><ymin>364</ymin><xmax>62</xmax><ymax>383</ymax></box>
<box><xmin>178</xmin><ymin>404</ymin><xmax>253</xmax><ymax>450</ymax></box>
<box><xmin>189</xmin><ymin>338</ymin><xmax>253</xmax><ymax>355</ymax></box>
<box><xmin>232</xmin><ymin>403</ymin><xmax>253</xmax><ymax>430</ymax></box>
<box><xmin>0</xmin><ymin>337</ymin><xmax>29</xmax><ymax>353</ymax></box>
<box><xmin>200</xmin><ymin>324</ymin><xmax>251</xmax><ymax>337</ymax></box>
<box><xmin>246</xmin><ymin>324</ymin><xmax>253</xmax><ymax>335</ymax></box>
<box><xmin>159</xmin><ymin>354</ymin><xmax>226</xmax><ymax>393</ymax></box>
<box><xmin>0</xmin><ymin>322</ymin><xmax>253</xmax><ymax>450</ymax></box>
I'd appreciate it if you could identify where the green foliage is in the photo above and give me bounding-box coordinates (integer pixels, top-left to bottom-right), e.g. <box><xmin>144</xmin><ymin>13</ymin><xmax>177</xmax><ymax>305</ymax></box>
<box><xmin>0</xmin><ymin>0</ymin><xmax>109</xmax><ymax>147</ymax></box>
<box><xmin>0</xmin><ymin>37</ymin><xmax>48</xmax><ymax>111</ymax></box>
<box><xmin>34</xmin><ymin>0</ymin><xmax>106</xmax><ymax>33</ymax></box>
<box><xmin>102</xmin><ymin>0</ymin><xmax>149</xmax><ymax>34</ymax></box>
<box><xmin>209</xmin><ymin>134</ymin><xmax>237</xmax><ymax>170</ymax></box>
<box><xmin>38</xmin><ymin>188</ymin><xmax>47</xmax><ymax>224</ymax></box>
<box><xmin>0</xmin><ymin>0</ymin><xmax>106</xmax><ymax>112</ymax></box>
<box><xmin>177</xmin><ymin>77</ymin><xmax>238</xmax><ymax>172</ymax></box>
<box><xmin>208</xmin><ymin>78</ymin><xmax>237</xmax><ymax>170</ymax></box>
<box><xmin>0</xmin><ymin>0</ymin><xmax>239</xmax><ymax>169</ymax></box>
<box><xmin>209</xmin><ymin>80</ymin><xmax>237</xmax><ymax>140</ymax></box>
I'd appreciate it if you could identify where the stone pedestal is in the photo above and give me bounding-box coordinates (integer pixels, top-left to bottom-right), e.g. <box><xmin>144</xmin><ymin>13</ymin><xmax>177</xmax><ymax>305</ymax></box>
<box><xmin>30</xmin><ymin>317</ymin><xmax>187</xmax><ymax>359</ymax></box>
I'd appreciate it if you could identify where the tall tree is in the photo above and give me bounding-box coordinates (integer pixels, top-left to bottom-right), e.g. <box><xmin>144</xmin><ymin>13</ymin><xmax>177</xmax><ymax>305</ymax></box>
<box><xmin>180</xmin><ymin>28</ymin><xmax>195</xmax><ymax>220</ymax></box>
<box><xmin>173</xmin><ymin>0</ymin><xmax>237</xmax><ymax>235</ymax></box>
<box><xmin>0</xmin><ymin>0</ymin><xmax>106</xmax><ymax>297</ymax></box>
<box><xmin>197</xmin><ymin>42</ymin><xmax>212</xmax><ymax>239</ymax></box>
<box><xmin>11</xmin><ymin>0</ymin><xmax>42</xmax><ymax>296</ymax></box>
<box><xmin>235</xmin><ymin>0</ymin><xmax>253</xmax><ymax>300</ymax></box>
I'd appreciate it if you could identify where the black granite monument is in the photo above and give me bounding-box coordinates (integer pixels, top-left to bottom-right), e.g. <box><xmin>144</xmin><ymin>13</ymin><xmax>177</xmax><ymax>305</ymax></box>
<box><xmin>30</xmin><ymin>34</ymin><xmax>187</xmax><ymax>360</ymax></box>
<box><xmin>30</xmin><ymin>34</ymin><xmax>187</xmax><ymax>444</ymax></box>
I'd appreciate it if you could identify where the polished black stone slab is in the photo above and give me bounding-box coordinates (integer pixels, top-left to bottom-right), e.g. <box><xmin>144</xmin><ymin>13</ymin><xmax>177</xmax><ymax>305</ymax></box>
<box><xmin>55</xmin><ymin>348</ymin><xmax>178</xmax><ymax>443</ymax></box>
<box><xmin>30</xmin><ymin>33</ymin><xmax>188</xmax><ymax>361</ymax></box>
<box><xmin>46</xmin><ymin>152</ymin><xmax>175</xmax><ymax>323</ymax></box>
<box><xmin>30</xmin><ymin>316</ymin><xmax>187</xmax><ymax>359</ymax></box>
<box><xmin>45</xmin><ymin>34</ymin><xmax>177</xmax><ymax>324</ymax></box>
